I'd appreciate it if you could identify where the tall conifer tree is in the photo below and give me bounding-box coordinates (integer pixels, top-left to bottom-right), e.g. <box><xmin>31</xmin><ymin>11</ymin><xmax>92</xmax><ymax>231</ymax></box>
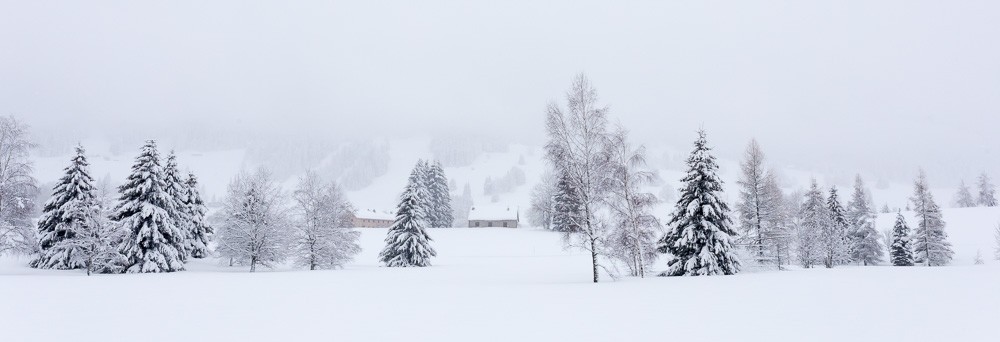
<box><xmin>114</xmin><ymin>141</ymin><xmax>186</xmax><ymax>273</ymax></box>
<box><xmin>30</xmin><ymin>145</ymin><xmax>97</xmax><ymax>269</ymax></box>
<box><xmin>378</xmin><ymin>165</ymin><xmax>436</xmax><ymax>267</ymax></box>
<box><xmin>977</xmin><ymin>172</ymin><xmax>997</xmax><ymax>207</ymax></box>
<box><xmin>890</xmin><ymin>212</ymin><xmax>914</xmax><ymax>266</ymax></box>
<box><xmin>183</xmin><ymin>173</ymin><xmax>213</xmax><ymax>258</ymax></box>
<box><xmin>163</xmin><ymin>151</ymin><xmax>191</xmax><ymax>260</ymax></box>
<box><xmin>797</xmin><ymin>180</ymin><xmax>826</xmax><ymax>268</ymax></box>
<box><xmin>657</xmin><ymin>130</ymin><xmax>740</xmax><ymax>276</ymax></box>
<box><xmin>426</xmin><ymin>161</ymin><xmax>454</xmax><ymax>228</ymax></box>
<box><xmin>551</xmin><ymin>169</ymin><xmax>582</xmax><ymax>233</ymax></box>
<box><xmin>910</xmin><ymin>170</ymin><xmax>953</xmax><ymax>266</ymax></box>
<box><xmin>822</xmin><ymin>188</ymin><xmax>851</xmax><ymax>268</ymax></box>
<box><xmin>846</xmin><ymin>176</ymin><xmax>884</xmax><ymax>265</ymax></box>
<box><xmin>954</xmin><ymin>180</ymin><xmax>976</xmax><ymax>208</ymax></box>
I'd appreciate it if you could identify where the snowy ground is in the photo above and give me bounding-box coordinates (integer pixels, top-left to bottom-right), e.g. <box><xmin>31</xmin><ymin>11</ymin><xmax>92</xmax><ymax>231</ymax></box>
<box><xmin>1</xmin><ymin>228</ymin><xmax>997</xmax><ymax>342</ymax></box>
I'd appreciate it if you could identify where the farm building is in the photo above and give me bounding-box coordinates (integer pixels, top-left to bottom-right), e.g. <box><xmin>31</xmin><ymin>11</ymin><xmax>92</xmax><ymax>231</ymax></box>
<box><xmin>352</xmin><ymin>209</ymin><xmax>395</xmax><ymax>228</ymax></box>
<box><xmin>467</xmin><ymin>206</ymin><xmax>519</xmax><ymax>228</ymax></box>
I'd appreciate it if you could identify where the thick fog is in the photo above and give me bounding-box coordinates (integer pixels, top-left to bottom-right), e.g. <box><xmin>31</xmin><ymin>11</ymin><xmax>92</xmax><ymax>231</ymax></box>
<box><xmin>3</xmin><ymin>1</ymin><xmax>999</xmax><ymax>183</ymax></box>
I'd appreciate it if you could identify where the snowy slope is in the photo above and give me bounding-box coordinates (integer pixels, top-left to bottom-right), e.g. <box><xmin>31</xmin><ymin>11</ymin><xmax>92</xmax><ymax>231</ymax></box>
<box><xmin>1</xmin><ymin>228</ymin><xmax>997</xmax><ymax>342</ymax></box>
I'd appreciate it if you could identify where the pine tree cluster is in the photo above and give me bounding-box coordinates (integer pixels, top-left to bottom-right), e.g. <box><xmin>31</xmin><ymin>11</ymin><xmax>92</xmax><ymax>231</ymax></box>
<box><xmin>31</xmin><ymin>141</ymin><xmax>213</xmax><ymax>274</ymax></box>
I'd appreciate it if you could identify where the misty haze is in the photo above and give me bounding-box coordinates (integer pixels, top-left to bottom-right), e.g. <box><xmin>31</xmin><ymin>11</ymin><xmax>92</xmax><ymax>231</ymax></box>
<box><xmin>1</xmin><ymin>1</ymin><xmax>997</xmax><ymax>342</ymax></box>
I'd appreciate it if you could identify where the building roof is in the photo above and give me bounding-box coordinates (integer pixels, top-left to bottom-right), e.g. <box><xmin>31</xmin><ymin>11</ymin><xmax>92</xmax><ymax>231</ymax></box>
<box><xmin>354</xmin><ymin>209</ymin><xmax>396</xmax><ymax>221</ymax></box>
<box><xmin>468</xmin><ymin>206</ymin><xmax>519</xmax><ymax>221</ymax></box>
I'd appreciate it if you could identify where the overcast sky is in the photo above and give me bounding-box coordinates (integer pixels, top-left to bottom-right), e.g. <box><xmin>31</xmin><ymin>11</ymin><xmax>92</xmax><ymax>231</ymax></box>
<box><xmin>3</xmin><ymin>1</ymin><xmax>999</xmax><ymax>181</ymax></box>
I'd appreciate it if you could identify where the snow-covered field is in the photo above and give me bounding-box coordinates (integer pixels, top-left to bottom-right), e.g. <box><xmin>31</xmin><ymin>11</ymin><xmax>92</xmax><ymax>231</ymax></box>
<box><xmin>2</xmin><ymin>227</ymin><xmax>997</xmax><ymax>342</ymax></box>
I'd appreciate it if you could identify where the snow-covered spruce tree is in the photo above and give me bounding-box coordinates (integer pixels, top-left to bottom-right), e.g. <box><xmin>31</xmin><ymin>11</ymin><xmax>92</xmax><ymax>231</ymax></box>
<box><xmin>822</xmin><ymin>188</ymin><xmax>851</xmax><ymax>268</ymax></box>
<box><xmin>0</xmin><ymin>116</ymin><xmax>39</xmax><ymax>257</ymax></box>
<box><xmin>910</xmin><ymin>170</ymin><xmax>954</xmax><ymax>266</ymax></box>
<box><xmin>413</xmin><ymin>160</ymin><xmax>433</xmax><ymax>226</ymax></box>
<box><xmin>183</xmin><ymin>173</ymin><xmax>213</xmax><ymax>259</ymax></box>
<box><xmin>735</xmin><ymin>139</ymin><xmax>784</xmax><ymax>268</ymax></box>
<box><xmin>163</xmin><ymin>151</ymin><xmax>191</xmax><ymax>260</ymax></box>
<box><xmin>977</xmin><ymin>172</ymin><xmax>997</xmax><ymax>207</ymax></box>
<box><xmin>657</xmin><ymin>130</ymin><xmax>740</xmax><ymax>276</ymax></box>
<box><xmin>796</xmin><ymin>180</ymin><xmax>826</xmax><ymax>268</ymax></box>
<box><xmin>528</xmin><ymin>172</ymin><xmax>557</xmax><ymax>230</ymax></box>
<box><xmin>30</xmin><ymin>145</ymin><xmax>97</xmax><ymax>269</ymax></box>
<box><xmin>847</xmin><ymin>175</ymin><xmax>883</xmax><ymax>266</ymax></box>
<box><xmin>606</xmin><ymin>128</ymin><xmax>661</xmax><ymax>277</ymax></box>
<box><xmin>954</xmin><ymin>180</ymin><xmax>976</xmax><ymax>208</ymax></box>
<box><xmin>216</xmin><ymin>168</ymin><xmax>292</xmax><ymax>272</ymax></box>
<box><xmin>544</xmin><ymin>74</ymin><xmax>615</xmax><ymax>282</ymax></box>
<box><xmin>292</xmin><ymin>171</ymin><xmax>361</xmax><ymax>270</ymax></box>
<box><xmin>890</xmin><ymin>212</ymin><xmax>914</xmax><ymax>266</ymax></box>
<box><xmin>426</xmin><ymin>160</ymin><xmax>454</xmax><ymax>228</ymax></box>
<box><xmin>550</xmin><ymin>169</ymin><xmax>582</xmax><ymax>233</ymax></box>
<box><xmin>113</xmin><ymin>141</ymin><xmax>186</xmax><ymax>273</ymax></box>
<box><xmin>378</xmin><ymin>167</ymin><xmax>436</xmax><ymax>267</ymax></box>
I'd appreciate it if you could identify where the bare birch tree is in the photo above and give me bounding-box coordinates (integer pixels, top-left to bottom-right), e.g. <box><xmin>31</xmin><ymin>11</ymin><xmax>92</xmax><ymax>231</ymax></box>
<box><xmin>0</xmin><ymin>116</ymin><xmax>39</xmax><ymax>256</ymax></box>
<box><xmin>544</xmin><ymin>73</ymin><xmax>615</xmax><ymax>283</ymax></box>
<box><xmin>605</xmin><ymin>127</ymin><xmax>660</xmax><ymax>277</ymax></box>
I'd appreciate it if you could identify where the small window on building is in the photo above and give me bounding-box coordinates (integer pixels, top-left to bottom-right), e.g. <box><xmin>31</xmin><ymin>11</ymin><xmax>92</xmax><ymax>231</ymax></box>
<box><xmin>475</xmin><ymin>221</ymin><xmax>480</xmax><ymax>227</ymax></box>
<box><xmin>502</xmin><ymin>222</ymin><xmax>508</xmax><ymax>228</ymax></box>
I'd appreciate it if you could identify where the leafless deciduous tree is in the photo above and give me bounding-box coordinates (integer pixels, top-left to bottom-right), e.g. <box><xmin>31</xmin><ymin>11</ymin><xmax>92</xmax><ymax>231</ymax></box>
<box><xmin>544</xmin><ymin>74</ymin><xmax>615</xmax><ymax>283</ymax></box>
<box><xmin>292</xmin><ymin>171</ymin><xmax>361</xmax><ymax>270</ymax></box>
<box><xmin>527</xmin><ymin>172</ymin><xmax>556</xmax><ymax>230</ymax></box>
<box><xmin>216</xmin><ymin>168</ymin><xmax>292</xmax><ymax>272</ymax></box>
<box><xmin>605</xmin><ymin>127</ymin><xmax>660</xmax><ymax>277</ymax></box>
<box><xmin>735</xmin><ymin>139</ymin><xmax>788</xmax><ymax>269</ymax></box>
<box><xmin>0</xmin><ymin>116</ymin><xmax>38</xmax><ymax>256</ymax></box>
